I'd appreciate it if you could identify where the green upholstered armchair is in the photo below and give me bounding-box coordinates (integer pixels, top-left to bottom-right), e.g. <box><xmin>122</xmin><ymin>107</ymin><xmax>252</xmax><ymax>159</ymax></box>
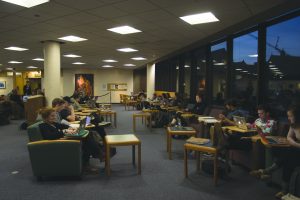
<box><xmin>27</xmin><ymin>122</ymin><xmax>83</xmax><ymax>180</ymax></box>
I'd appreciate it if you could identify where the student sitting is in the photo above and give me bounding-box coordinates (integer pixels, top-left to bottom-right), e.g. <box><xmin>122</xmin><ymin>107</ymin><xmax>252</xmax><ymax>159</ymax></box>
<box><xmin>169</xmin><ymin>112</ymin><xmax>188</xmax><ymax>139</ymax></box>
<box><xmin>219</xmin><ymin>99</ymin><xmax>249</xmax><ymax>126</ymax></box>
<box><xmin>38</xmin><ymin>108</ymin><xmax>101</xmax><ymax>173</ymax></box>
<box><xmin>190</xmin><ymin>94</ymin><xmax>206</xmax><ymax>115</ymax></box>
<box><xmin>250</xmin><ymin>105</ymin><xmax>300</xmax><ymax>198</ymax></box>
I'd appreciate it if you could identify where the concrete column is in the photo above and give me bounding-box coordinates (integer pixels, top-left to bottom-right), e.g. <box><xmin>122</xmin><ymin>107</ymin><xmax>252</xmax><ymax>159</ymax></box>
<box><xmin>43</xmin><ymin>41</ymin><xmax>61</xmax><ymax>106</ymax></box>
<box><xmin>146</xmin><ymin>63</ymin><xmax>155</xmax><ymax>99</ymax></box>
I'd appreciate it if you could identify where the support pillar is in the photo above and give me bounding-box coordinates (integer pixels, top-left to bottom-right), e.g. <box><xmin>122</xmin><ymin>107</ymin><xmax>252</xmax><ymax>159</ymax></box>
<box><xmin>43</xmin><ymin>41</ymin><xmax>61</xmax><ymax>106</ymax></box>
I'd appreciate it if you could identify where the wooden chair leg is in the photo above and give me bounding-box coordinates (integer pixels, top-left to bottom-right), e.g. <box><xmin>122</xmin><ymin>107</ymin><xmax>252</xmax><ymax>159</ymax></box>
<box><xmin>213</xmin><ymin>153</ymin><xmax>218</xmax><ymax>186</ymax></box>
<box><xmin>196</xmin><ymin>151</ymin><xmax>200</xmax><ymax>171</ymax></box>
<box><xmin>184</xmin><ymin>147</ymin><xmax>188</xmax><ymax>177</ymax></box>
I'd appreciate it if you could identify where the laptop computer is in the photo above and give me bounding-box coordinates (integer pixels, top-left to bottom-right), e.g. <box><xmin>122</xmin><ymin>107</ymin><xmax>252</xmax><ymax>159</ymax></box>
<box><xmin>65</xmin><ymin>118</ymin><xmax>87</xmax><ymax>137</ymax></box>
<box><xmin>257</xmin><ymin>127</ymin><xmax>287</xmax><ymax>145</ymax></box>
<box><xmin>233</xmin><ymin>116</ymin><xmax>248</xmax><ymax>130</ymax></box>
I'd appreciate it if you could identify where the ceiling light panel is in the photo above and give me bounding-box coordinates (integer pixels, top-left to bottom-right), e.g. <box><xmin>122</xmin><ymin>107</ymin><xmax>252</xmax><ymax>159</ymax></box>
<box><xmin>102</xmin><ymin>65</ymin><xmax>114</xmax><ymax>68</ymax></box>
<box><xmin>180</xmin><ymin>12</ymin><xmax>219</xmax><ymax>25</ymax></box>
<box><xmin>58</xmin><ymin>35</ymin><xmax>87</xmax><ymax>42</ymax></box>
<box><xmin>117</xmin><ymin>48</ymin><xmax>138</xmax><ymax>52</ymax></box>
<box><xmin>131</xmin><ymin>57</ymin><xmax>147</xmax><ymax>60</ymax></box>
<box><xmin>72</xmin><ymin>62</ymin><xmax>86</xmax><ymax>65</ymax></box>
<box><xmin>64</xmin><ymin>54</ymin><xmax>81</xmax><ymax>58</ymax></box>
<box><xmin>5</xmin><ymin>46</ymin><xmax>28</xmax><ymax>51</ymax></box>
<box><xmin>107</xmin><ymin>26</ymin><xmax>141</xmax><ymax>34</ymax></box>
<box><xmin>8</xmin><ymin>61</ymin><xmax>22</xmax><ymax>64</ymax></box>
<box><xmin>33</xmin><ymin>58</ymin><xmax>44</xmax><ymax>61</ymax></box>
<box><xmin>1</xmin><ymin>0</ymin><xmax>49</xmax><ymax>8</ymax></box>
<box><xmin>124</xmin><ymin>64</ymin><xmax>136</xmax><ymax>67</ymax></box>
<box><xmin>103</xmin><ymin>59</ymin><xmax>118</xmax><ymax>63</ymax></box>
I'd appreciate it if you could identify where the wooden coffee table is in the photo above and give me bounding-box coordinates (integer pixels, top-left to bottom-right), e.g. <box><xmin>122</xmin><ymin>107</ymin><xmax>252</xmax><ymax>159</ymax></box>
<box><xmin>105</xmin><ymin>134</ymin><xmax>141</xmax><ymax>176</ymax></box>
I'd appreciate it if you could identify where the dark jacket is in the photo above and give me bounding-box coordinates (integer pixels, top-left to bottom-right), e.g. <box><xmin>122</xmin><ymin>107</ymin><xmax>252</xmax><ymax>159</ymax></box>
<box><xmin>192</xmin><ymin>102</ymin><xmax>206</xmax><ymax>115</ymax></box>
<box><xmin>39</xmin><ymin>122</ymin><xmax>69</xmax><ymax>140</ymax></box>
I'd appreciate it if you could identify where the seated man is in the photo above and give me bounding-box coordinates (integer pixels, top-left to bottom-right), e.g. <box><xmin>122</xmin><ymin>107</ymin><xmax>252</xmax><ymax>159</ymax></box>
<box><xmin>219</xmin><ymin>99</ymin><xmax>249</xmax><ymax>126</ymax></box>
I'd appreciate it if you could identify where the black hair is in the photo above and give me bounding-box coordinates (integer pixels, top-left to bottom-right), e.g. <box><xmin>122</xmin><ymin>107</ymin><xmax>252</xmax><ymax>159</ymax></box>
<box><xmin>257</xmin><ymin>104</ymin><xmax>271</xmax><ymax>113</ymax></box>
<box><xmin>224</xmin><ymin>99</ymin><xmax>237</xmax><ymax>107</ymax></box>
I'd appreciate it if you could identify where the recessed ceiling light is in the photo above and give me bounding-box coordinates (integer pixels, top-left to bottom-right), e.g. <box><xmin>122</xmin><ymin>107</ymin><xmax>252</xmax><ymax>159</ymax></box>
<box><xmin>131</xmin><ymin>57</ymin><xmax>147</xmax><ymax>61</ymax></box>
<box><xmin>176</xmin><ymin>66</ymin><xmax>179</xmax><ymax>70</ymax></box>
<box><xmin>6</xmin><ymin>67</ymin><xmax>14</xmax><ymax>70</ymax></box>
<box><xmin>117</xmin><ymin>48</ymin><xmax>138</xmax><ymax>52</ymax></box>
<box><xmin>72</xmin><ymin>62</ymin><xmax>85</xmax><ymax>65</ymax></box>
<box><xmin>103</xmin><ymin>59</ymin><xmax>118</xmax><ymax>63</ymax></box>
<box><xmin>27</xmin><ymin>66</ymin><xmax>38</xmax><ymax>69</ymax></box>
<box><xmin>1</xmin><ymin>0</ymin><xmax>49</xmax><ymax>8</ymax></box>
<box><xmin>107</xmin><ymin>26</ymin><xmax>141</xmax><ymax>35</ymax></box>
<box><xmin>196</xmin><ymin>67</ymin><xmax>200</xmax><ymax>70</ymax></box>
<box><xmin>242</xmin><ymin>70</ymin><xmax>248</xmax><ymax>72</ymax></box>
<box><xmin>124</xmin><ymin>64</ymin><xmax>136</xmax><ymax>67</ymax></box>
<box><xmin>180</xmin><ymin>12</ymin><xmax>219</xmax><ymax>25</ymax></box>
<box><xmin>5</xmin><ymin>46</ymin><xmax>28</xmax><ymax>51</ymax></box>
<box><xmin>269</xmin><ymin>64</ymin><xmax>276</xmax><ymax>67</ymax></box>
<box><xmin>58</xmin><ymin>35</ymin><xmax>87</xmax><ymax>42</ymax></box>
<box><xmin>102</xmin><ymin>65</ymin><xmax>114</xmax><ymax>68</ymax></box>
<box><xmin>33</xmin><ymin>58</ymin><xmax>44</xmax><ymax>61</ymax></box>
<box><xmin>8</xmin><ymin>61</ymin><xmax>22</xmax><ymax>64</ymax></box>
<box><xmin>64</xmin><ymin>54</ymin><xmax>81</xmax><ymax>58</ymax></box>
<box><xmin>248</xmin><ymin>54</ymin><xmax>258</xmax><ymax>57</ymax></box>
<box><xmin>235</xmin><ymin>68</ymin><xmax>243</xmax><ymax>70</ymax></box>
<box><xmin>184</xmin><ymin>65</ymin><xmax>190</xmax><ymax>68</ymax></box>
<box><xmin>214</xmin><ymin>62</ymin><xmax>225</xmax><ymax>66</ymax></box>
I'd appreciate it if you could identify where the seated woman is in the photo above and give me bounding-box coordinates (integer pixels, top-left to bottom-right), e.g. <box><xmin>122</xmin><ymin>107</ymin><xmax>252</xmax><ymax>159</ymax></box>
<box><xmin>251</xmin><ymin>104</ymin><xmax>300</xmax><ymax>198</ymax></box>
<box><xmin>190</xmin><ymin>94</ymin><xmax>206</xmax><ymax>115</ymax></box>
<box><xmin>38</xmin><ymin>108</ymin><xmax>101</xmax><ymax>172</ymax></box>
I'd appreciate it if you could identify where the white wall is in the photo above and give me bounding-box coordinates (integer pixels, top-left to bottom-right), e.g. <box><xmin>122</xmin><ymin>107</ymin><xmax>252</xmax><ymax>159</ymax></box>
<box><xmin>62</xmin><ymin>68</ymin><xmax>133</xmax><ymax>103</ymax></box>
<box><xmin>0</xmin><ymin>76</ymin><xmax>13</xmax><ymax>95</ymax></box>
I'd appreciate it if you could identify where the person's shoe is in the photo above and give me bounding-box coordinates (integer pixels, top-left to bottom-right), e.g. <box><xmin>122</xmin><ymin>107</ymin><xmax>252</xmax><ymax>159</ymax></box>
<box><xmin>260</xmin><ymin>174</ymin><xmax>271</xmax><ymax>181</ymax></box>
<box><xmin>249</xmin><ymin>169</ymin><xmax>265</xmax><ymax>179</ymax></box>
<box><xmin>275</xmin><ymin>191</ymin><xmax>286</xmax><ymax>199</ymax></box>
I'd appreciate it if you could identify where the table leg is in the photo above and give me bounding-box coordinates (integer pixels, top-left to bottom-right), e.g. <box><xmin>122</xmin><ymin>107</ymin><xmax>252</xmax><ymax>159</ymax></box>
<box><xmin>184</xmin><ymin>147</ymin><xmax>188</xmax><ymax>177</ymax></box>
<box><xmin>214</xmin><ymin>153</ymin><xmax>218</xmax><ymax>186</ymax></box>
<box><xmin>168</xmin><ymin>133</ymin><xmax>172</xmax><ymax>160</ymax></box>
<box><xmin>132</xmin><ymin>145</ymin><xmax>135</xmax><ymax>165</ymax></box>
<box><xmin>196</xmin><ymin>151</ymin><xmax>200</xmax><ymax>171</ymax></box>
<box><xmin>138</xmin><ymin>143</ymin><xmax>141</xmax><ymax>174</ymax></box>
<box><xmin>149</xmin><ymin>115</ymin><xmax>152</xmax><ymax>131</ymax></box>
<box><xmin>114</xmin><ymin>113</ymin><xmax>117</xmax><ymax>128</ymax></box>
<box><xmin>133</xmin><ymin>116</ymin><xmax>136</xmax><ymax>132</ymax></box>
<box><xmin>106</xmin><ymin>144</ymin><xmax>111</xmax><ymax>176</ymax></box>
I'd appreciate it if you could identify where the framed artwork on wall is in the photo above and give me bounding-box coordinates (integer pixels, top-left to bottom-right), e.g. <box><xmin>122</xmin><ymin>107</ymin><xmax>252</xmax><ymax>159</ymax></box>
<box><xmin>0</xmin><ymin>81</ymin><xmax>6</xmax><ymax>89</ymax></box>
<box><xmin>75</xmin><ymin>74</ymin><xmax>94</xmax><ymax>96</ymax></box>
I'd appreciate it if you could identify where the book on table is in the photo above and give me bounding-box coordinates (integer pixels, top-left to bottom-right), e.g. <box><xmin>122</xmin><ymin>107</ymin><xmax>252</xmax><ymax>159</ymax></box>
<box><xmin>170</xmin><ymin>126</ymin><xmax>194</xmax><ymax>131</ymax></box>
<box><xmin>186</xmin><ymin>137</ymin><xmax>210</xmax><ymax>145</ymax></box>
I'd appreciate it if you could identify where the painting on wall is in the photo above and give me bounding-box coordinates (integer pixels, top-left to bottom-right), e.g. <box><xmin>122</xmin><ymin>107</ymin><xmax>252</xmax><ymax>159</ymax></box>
<box><xmin>75</xmin><ymin>74</ymin><xmax>94</xmax><ymax>96</ymax></box>
<box><xmin>0</xmin><ymin>81</ymin><xmax>6</xmax><ymax>89</ymax></box>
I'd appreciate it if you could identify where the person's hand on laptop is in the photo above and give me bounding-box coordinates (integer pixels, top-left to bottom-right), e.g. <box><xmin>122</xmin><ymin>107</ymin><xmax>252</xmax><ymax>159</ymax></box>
<box><xmin>65</xmin><ymin>127</ymin><xmax>77</xmax><ymax>135</ymax></box>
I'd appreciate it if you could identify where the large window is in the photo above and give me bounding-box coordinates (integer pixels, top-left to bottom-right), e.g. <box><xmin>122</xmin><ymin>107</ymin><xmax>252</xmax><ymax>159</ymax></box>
<box><xmin>195</xmin><ymin>49</ymin><xmax>206</xmax><ymax>96</ymax></box>
<box><xmin>211</xmin><ymin>42</ymin><xmax>227</xmax><ymax>105</ymax></box>
<box><xmin>266</xmin><ymin>16</ymin><xmax>300</xmax><ymax>117</ymax></box>
<box><xmin>233</xmin><ymin>31</ymin><xmax>258</xmax><ymax>111</ymax></box>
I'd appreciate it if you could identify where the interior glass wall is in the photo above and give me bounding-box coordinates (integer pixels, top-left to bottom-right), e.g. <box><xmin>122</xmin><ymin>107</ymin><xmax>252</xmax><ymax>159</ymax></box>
<box><xmin>266</xmin><ymin>16</ymin><xmax>300</xmax><ymax>118</ymax></box>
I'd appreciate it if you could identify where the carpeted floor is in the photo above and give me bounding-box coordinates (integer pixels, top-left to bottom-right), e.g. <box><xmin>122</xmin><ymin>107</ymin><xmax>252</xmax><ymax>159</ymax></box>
<box><xmin>0</xmin><ymin>104</ymin><xmax>277</xmax><ymax>200</ymax></box>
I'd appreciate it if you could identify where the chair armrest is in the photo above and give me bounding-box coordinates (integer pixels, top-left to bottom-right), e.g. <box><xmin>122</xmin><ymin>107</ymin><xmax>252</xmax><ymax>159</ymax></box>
<box><xmin>27</xmin><ymin>140</ymin><xmax>82</xmax><ymax>177</ymax></box>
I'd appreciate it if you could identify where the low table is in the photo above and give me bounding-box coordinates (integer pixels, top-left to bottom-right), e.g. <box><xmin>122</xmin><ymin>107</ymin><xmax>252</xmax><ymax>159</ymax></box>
<box><xmin>166</xmin><ymin>127</ymin><xmax>196</xmax><ymax>159</ymax></box>
<box><xmin>105</xmin><ymin>134</ymin><xmax>141</xmax><ymax>176</ymax></box>
<box><xmin>133</xmin><ymin>112</ymin><xmax>151</xmax><ymax>132</ymax></box>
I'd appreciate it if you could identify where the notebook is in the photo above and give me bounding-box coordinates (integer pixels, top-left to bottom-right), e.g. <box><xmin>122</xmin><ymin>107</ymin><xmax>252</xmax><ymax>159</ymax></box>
<box><xmin>186</xmin><ymin>137</ymin><xmax>210</xmax><ymax>145</ymax></box>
